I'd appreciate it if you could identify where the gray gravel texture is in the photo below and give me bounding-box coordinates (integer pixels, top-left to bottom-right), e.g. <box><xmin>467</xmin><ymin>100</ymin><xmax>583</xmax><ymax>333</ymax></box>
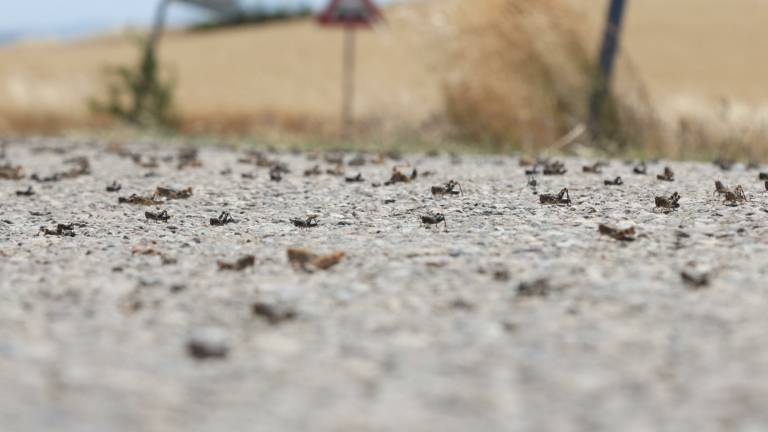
<box><xmin>2</xmin><ymin>139</ymin><xmax>768</xmax><ymax>432</ymax></box>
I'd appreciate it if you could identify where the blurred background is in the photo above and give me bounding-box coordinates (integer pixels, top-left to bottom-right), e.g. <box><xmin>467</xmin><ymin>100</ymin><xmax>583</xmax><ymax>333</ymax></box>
<box><xmin>1</xmin><ymin>0</ymin><xmax>767</xmax><ymax>159</ymax></box>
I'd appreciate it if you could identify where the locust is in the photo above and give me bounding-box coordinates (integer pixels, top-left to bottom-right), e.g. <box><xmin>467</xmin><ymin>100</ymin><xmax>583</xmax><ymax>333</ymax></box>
<box><xmin>518</xmin><ymin>157</ymin><xmax>535</xmax><ymax>167</ymax></box>
<box><xmin>210</xmin><ymin>211</ymin><xmax>235</xmax><ymax>226</ymax></box>
<box><xmin>655</xmin><ymin>192</ymin><xmax>681</xmax><ymax>211</ymax></box>
<box><xmin>118</xmin><ymin>194</ymin><xmax>163</xmax><ymax>206</ymax></box>
<box><xmin>130</xmin><ymin>154</ymin><xmax>159</xmax><ymax>168</ymax></box>
<box><xmin>713</xmin><ymin>158</ymin><xmax>734</xmax><ymax>171</ymax></box>
<box><xmin>287</xmin><ymin>248</ymin><xmax>345</xmax><ymax>272</ymax></box>
<box><xmin>238</xmin><ymin>150</ymin><xmax>272</xmax><ymax>167</ymax></box>
<box><xmin>582</xmin><ymin>162</ymin><xmax>604</xmax><ymax>174</ymax></box>
<box><xmin>723</xmin><ymin>185</ymin><xmax>747</xmax><ymax>206</ymax></box>
<box><xmin>543</xmin><ymin>161</ymin><xmax>567</xmax><ymax>176</ymax></box>
<box><xmin>145</xmin><ymin>210</ymin><xmax>171</xmax><ymax>222</ymax></box>
<box><xmin>714</xmin><ymin>180</ymin><xmax>729</xmax><ymax>195</ymax></box>
<box><xmin>106</xmin><ymin>181</ymin><xmax>122</xmax><ymax>192</ymax></box>
<box><xmin>269</xmin><ymin>166</ymin><xmax>283</xmax><ymax>182</ymax></box>
<box><xmin>177</xmin><ymin>148</ymin><xmax>202</xmax><ymax>169</ymax></box>
<box><xmin>15</xmin><ymin>186</ymin><xmax>34</xmax><ymax>196</ymax></box>
<box><xmin>633</xmin><ymin>162</ymin><xmax>647</xmax><ymax>175</ymax></box>
<box><xmin>291</xmin><ymin>214</ymin><xmax>319</xmax><ymax>228</ymax></box>
<box><xmin>40</xmin><ymin>223</ymin><xmax>75</xmax><ymax>237</ymax></box>
<box><xmin>326</xmin><ymin>163</ymin><xmax>345</xmax><ymax>177</ymax></box>
<box><xmin>421</xmin><ymin>212</ymin><xmax>447</xmax><ymax>229</ymax></box>
<box><xmin>657</xmin><ymin>166</ymin><xmax>675</xmax><ymax>181</ymax></box>
<box><xmin>598</xmin><ymin>224</ymin><xmax>636</xmax><ymax>241</ymax></box>
<box><xmin>539</xmin><ymin>188</ymin><xmax>571</xmax><ymax>205</ymax></box>
<box><xmin>0</xmin><ymin>163</ymin><xmax>23</xmax><ymax>180</ymax></box>
<box><xmin>303</xmin><ymin>165</ymin><xmax>322</xmax><ymax>176</ymax></box>
<box><xmin>431</xmin><ymin>180</ymin><xmax>462</xmax><ymax>196</ymax></box>
<box><xmin>604</xmin><ymin>177</ymin><xmax>623</xmax><ymax>186</ymax></box>
<box><xmin>218</xmin><ymin>255</ymin><xmax>255</xmax><ymax>271</ymax></box>
<box><xmin>384</xmin><ymin>166</ymin><xmax>418</xmax><ymax>185</ymax></box>
<box><xmin>30</xmin><ymin>173</ymin><xmax>60</xmax><ymax>183</ymax></box>
<box><xmin>681</xmin><ymin>270</ymin><xmax>710</xmax><ymax>289</ymax></box>
<box><xmin>251</xmin><ymin>302</ymin><xmax>297</xmax><ymax>324</ymax></box>
<box><xmin>348</xmin><ymin>154</ymin><xmax>367</xmax><ymax>167</ymax></box>
<box><xmin>30</xmin><ymin>157</ymin><xmax>90</xmax><ymax>182</ymax></box>
<box><xmin>155</xmin><ymin>186</ymin><xmax>193</xmax><ymax>200</ymax></box>
<box><xmin>60</xmin><ymin>157</ymin><xmax>91</xmax><ymax>178</ymax></box>
<box><xmin>324</xmin><ymin>152</ymin><xmax>345</xmax><ymax>165</ymax></box>
<box><xmin>345</xmin><ymin>173</ymin><xmax>364</xmax><ymax>183</ymax></box>
<box><xmin>524</xmin><ymin>164</ymin><xmax>540</xmax><ymax>176</ymax></box>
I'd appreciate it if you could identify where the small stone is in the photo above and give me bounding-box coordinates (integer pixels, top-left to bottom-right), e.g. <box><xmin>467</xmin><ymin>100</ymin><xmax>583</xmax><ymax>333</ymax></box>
<box><xmin>187</xmin><ymin>327</ymin><xmax>229</xmax><ymax>360</ymax></box>
<box><xmin>517</xmin><ymin>279</ymin><xmax>554</xmax><ymax>297</ymax></box>
<box><xmin>251</xmin><ymin>302</ymin><xmax>297</xmax><ymax>325</ymax></box>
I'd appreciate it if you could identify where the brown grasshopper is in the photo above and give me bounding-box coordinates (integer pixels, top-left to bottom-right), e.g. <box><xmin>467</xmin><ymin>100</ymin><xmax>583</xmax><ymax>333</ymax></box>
<box><xmin>269</xmin><ymin>166</ymin><xmax>283</xmax><ymax>182</ymax></box>
<box><xmin>540</xmin><ymin>188</ymin><xmax>571</xmax><ymax>205</ymax></box>
<box><xmin>145</xmin><ymin>210</ymin><xmax>171</xmax><ymax>222</ymax></box>
<box><xmin>15</xmin><ymin>186</ymin><xmax>34</xmax><ymax>196</ymax></box>
<box><xmin>421</xmin><ymin>212</ymin><xmax>447</xmax><ymax>229</ymax></box>
<box><xmin>0</xmin><ymin>163</ymin><xmax>23</xmax><ymax>180</ymax></box>
<box><xmin>177</xmin><ymin>148</ymin><xmax>202</xmax><ymax>169</ymax></box>
<box><xmin>106</xmin><ymin>181</ymin><xmax>122</xmax><ymax>192</ymax></box>
<box><xmin>251</xmin><ymin>302</ymin><xmax>297</xmax><ymax>324</ymax></box>
<box><xmin>543</xmin><ymin>161</ymin><xmax>567</xmax><ymax>176</ymax></box>
<box><xmin>210</xmin><ymin>211</ymin><xmax>235</xmax><ymax>226</ymax></box>
<box><xmin>40</xmin><ymin>223</ymin><xmax>76</xmax><ymax>237</ymax></box>
<box><xmin>218</xmin><ymin>255</ymin><xmax>255</xmax><ymax>271</ymax></box>
<box><xmin>345</xmin><ymin>173</ymin><xmax>364</xmax><ymax>183</ymax></box>
<box><xmin>582</xmin><ymin>162</ymin><xmax>604</xmax><ymax>174</ymax></box>
<box><xmin>303</xmin><ymin>165</ymin><xmax>322</xmax><ymax>176</ymax></box>
<box><xmin>598</xmin><ymin>224</ymin><xmax>636</xmax><ymax>241</ymax></box>
<box><xmin>291</xmin><ymin>214</ymin><xmax>319</xmax><ymax>228</ymax></box>
<box><xmin>155</xmin><ymin>187</ymin><xmax>193</xmax><ymax>200</ymax></box>
<box><xmin>431</xmin><ymin>180</ymin><xmax>462</xmax><ymax>196</ymax></box>
<box><xmin>385</xmin><ymin>166</ymin><xmax>417</xmax><ymax>185</ymax></box>
<box><xmin>119</xmin><ymin>194</ymin><xmax>163</xmax><ymax>206</ymax></box>
<box><xmin>287</xmin><ymin>248</ymin><xmax>345</xmax><ymax>272</ymax></box>
<box><xmin>326</xmin><ymin>163</ymin><xmax>345</xmax><ymax>177</ymax></box>
<box><xmin>654</xmin><ymin>192</ymin><xmax>681</xmax><ymax>211</ymax></box>
<box><xmin>633</xmin><ymin>161</ymin><xmax>647</xmax><ymax>175</ymax></box>
<box><xmin>524</xmin><ymin>164</ymin><xmax>540</xmax><ymax>176</ymax></box>
<box><xmin>714</xmin><ymin>180</ymin><xmax>729</xmax><ymax>195</ymax></box>
<box><xmin>657</xmin><ymin>166</ymin><xmax>675</xmax><ymax>182</ymax></box>
<box><xmin>724</xmin><ymin>185</ymin><xmax>747</xmax><ymax>206</ymax></box>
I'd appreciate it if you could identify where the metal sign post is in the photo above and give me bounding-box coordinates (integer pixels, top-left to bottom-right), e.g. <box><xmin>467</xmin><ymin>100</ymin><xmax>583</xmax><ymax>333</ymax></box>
<box><xmin>587</xmin><ymin>0</ymin><xmax>629</xmax><ymax>142</ymax></box>
<box><xmin>318</xmin><ymin>0</ymin><xmax>382</xmax><ymax>136</ymax></box>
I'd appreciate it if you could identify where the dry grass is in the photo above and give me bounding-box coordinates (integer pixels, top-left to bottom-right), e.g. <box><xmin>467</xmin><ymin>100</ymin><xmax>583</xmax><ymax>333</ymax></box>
<box><xmin>439</xmin><ymin>0</ymin><xmax>663</xmax><ymax>154</ymax></box>
<box><xmin>441</xmin><ymin>0</ymin><xmax>588</xmax><ymax>150</ymax></box>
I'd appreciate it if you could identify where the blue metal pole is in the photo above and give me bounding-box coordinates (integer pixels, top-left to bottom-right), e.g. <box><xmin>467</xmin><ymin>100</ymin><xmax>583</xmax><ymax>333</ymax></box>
<box><xmin>588</xmin><ymin>0</ymin><xmax>628</xmax><ymax>142</ymax></box>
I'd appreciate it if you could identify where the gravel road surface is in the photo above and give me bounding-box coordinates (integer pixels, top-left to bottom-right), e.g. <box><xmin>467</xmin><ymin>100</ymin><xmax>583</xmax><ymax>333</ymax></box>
<box><xmin>2</xmin><ymin>139</ymin><xmax>768</xmax><ymax>432</ymax></box>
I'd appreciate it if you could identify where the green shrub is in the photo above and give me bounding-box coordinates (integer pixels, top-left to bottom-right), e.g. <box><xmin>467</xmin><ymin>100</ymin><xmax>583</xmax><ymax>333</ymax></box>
<box><xmin>89</xmin><ymin>37</ymin><xmax>178</xmax><ymax>129</ymax></box>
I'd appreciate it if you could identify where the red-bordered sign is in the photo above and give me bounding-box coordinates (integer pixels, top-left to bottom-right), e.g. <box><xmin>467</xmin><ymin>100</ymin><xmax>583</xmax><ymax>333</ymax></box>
<box><xmin>318</xmin><ymin>0</ymin><xmax>382</xmax><ymax>27</ymax></box>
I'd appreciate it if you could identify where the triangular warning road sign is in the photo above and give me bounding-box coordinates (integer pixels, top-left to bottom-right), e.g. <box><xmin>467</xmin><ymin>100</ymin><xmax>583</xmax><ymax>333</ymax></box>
<box><xmin>318</xmin><ymin>0</ymin><xmax>382</xmax><ymax>27</ymax></box>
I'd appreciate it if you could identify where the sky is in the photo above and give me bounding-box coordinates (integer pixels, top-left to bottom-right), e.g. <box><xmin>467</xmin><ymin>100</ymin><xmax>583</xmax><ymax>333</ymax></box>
<box><xmin>0</xmin><ymin>0</ymin><xmax>336</xmax><ymax>42</ymax></box>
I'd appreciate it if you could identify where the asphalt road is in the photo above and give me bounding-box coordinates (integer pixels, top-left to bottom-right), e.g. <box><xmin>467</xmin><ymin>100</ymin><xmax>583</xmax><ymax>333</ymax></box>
<box><xmin>2</xmin><ymin>139</ymin><xmax>768</xmax><ymax>432</ymax></box>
